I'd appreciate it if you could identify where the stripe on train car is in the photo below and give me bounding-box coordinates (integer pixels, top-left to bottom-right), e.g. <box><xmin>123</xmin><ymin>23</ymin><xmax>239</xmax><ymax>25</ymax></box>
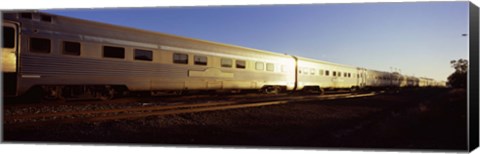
<box><xmin>160</xmin><ymin>45</ymin><xmax>292</xmax><ymax>64</ymax></box>
<box><xmin>22</xmin><ymin>28</ymin><xmax>294</xmax><ymax>66</ymax></box>
<box><xmin>21</xmin><ymin>74</ymin><xmax>41</xmax><ymax>78</ymax></box>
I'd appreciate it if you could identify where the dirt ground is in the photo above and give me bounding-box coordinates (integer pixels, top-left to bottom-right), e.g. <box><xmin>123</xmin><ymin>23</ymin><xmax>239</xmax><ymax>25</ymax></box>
<box><xmin>3</xmin><ymin>88</ymin><xmax>468</xmax><ymax>151</ymax></box>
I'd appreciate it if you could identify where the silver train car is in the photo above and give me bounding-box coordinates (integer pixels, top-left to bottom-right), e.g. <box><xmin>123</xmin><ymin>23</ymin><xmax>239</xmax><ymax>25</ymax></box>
<box><xmin>2</xmin><ymin>12</ymin><xmax>443</xmax><ymax>100</ymax></box>
<box><xmin>295</xmin><ymin>57</ymin><xmax>361</xmax><ymax>94</ymax></box>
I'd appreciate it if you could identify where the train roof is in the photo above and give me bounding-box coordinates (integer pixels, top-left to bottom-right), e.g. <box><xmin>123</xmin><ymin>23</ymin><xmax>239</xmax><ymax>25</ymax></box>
<box><xmin>295</xmin><ymin>55</ymin><xmax>360</xmax><ymax>69</ymax></box>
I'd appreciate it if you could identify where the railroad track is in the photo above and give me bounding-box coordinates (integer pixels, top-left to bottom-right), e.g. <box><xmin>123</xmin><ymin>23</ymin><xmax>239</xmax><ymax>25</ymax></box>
<box><xmin>4</xmin><ymin>92</ymin><xmax>379</xmax><ymax>126</ymax></box>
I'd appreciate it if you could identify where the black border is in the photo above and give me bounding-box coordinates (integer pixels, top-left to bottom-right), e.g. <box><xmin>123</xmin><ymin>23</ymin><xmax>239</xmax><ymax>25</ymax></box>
<box><xmin>469</xmin><ymin>2</ymin><xmax>479</xmax><ymax>152</ymax></box>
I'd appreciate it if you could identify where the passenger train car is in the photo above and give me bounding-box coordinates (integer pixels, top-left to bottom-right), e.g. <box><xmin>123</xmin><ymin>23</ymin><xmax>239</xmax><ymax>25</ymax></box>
<box><xmin>1</xmin><ymin>12</ymin><xmax>444</xmax><ymax>100</ymax></box>
<box><xmin>296</xmin><ymin>57</ymin><xmax>360</xmax><ymax>94</ymax></box>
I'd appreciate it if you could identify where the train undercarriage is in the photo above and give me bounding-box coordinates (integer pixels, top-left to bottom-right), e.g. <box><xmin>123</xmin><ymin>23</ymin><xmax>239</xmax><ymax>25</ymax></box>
<box><xmin>15</xmin><ymin>84</ymin><xmax>407</xmax><ymax>102</ymax></box>
<box><xmin>22</xmin><ymin>85</ymin><xmax>128</xmax><ymax>101</ymax></box>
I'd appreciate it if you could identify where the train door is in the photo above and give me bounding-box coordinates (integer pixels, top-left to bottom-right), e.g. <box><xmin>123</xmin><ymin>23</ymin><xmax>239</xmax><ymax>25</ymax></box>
<box><xmin>356</xmin><ymin>68</ymin><xmax>367</xmax><ymax>88</ymax></box>
<box><xmin>2</xmin><ymin>21</ymin><xmax>19</xmax><ymax>96</ymax></box>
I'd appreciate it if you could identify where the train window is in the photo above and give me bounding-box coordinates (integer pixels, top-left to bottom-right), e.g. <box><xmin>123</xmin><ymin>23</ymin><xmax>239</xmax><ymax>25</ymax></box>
<box><xmin>134</xmin><ymin>49</ymin><xmax>153</xmax><ymax>61</ymax></box>
<box><xmin>3</xmin><ymin>27</ymin><xmax>14</xmax><ymax>48</ymax></box>
<box><xmin>255</xmin><ymin>62</ymin><xmax>264</xmax><ymax>70</ymax></box>
<box><xmin>173</xmin><ymin>53</ymin><xmax>188</xmax><ymax>64</ymax></box>
<box><xmin>344</xmin><ymin>72</ymin><xmax>348</xmax><ymax>77</ymax></box>
<box><xmin>20</xmin><ymin>13</ymin><xmax>32</xmax><ymax>19</ymax></box>
<box><xmin>221</xmin><ymin>58</ymin><xmax>232</xmax><ymax>68</ymax></box>
<box><xmin>301</xmin><ymin>68</ymin><xmax>307</xmax><ymax>74</ymax></box>
<box><xmin>310</xmin><ymin>68</ymin><xmax>315</xmax><ymax>75</ymax></box>
<box><xmin>29</xmin><ymin>37</ymin><xmax>51</xmax><ymax>53</ymax></box>
<box><xmin>194</xmin><ymin>55</ymin><xmax>207</xmax><ymax>65</ymax></box>
<box><xmin>266</xmin><ymin>63</ymin><xmax>274</xmax><ymax>72</ymax></box>
<box><xmin>325</xmin><ymin>70</ymin><xmax>330</xmax><ymax>76</ymax></box>
<box><xmin>280</xmin><ymin>65</ymin><xmax>285</xmax><ymax>72</ymax></box>
<box><xmin>332</xmin><ymin>71</ymin><xmax>336</xmax><ymax>76</ymax></box>
<box><xmin>319</xmin><ymin>69</ymin><xmax>324</xmax><ymax>76</ymax></box>
<box><xmin>62</xmin><ymin>41</ymin><xmax>81</xmax><ymax>56</ymax></box>
<box><xmin>236</xmin><ymin>60</ymin><xmax>246</xmax><ymax>69</ymax></box>
<box><xmin>103</xmin><ymin>46</ymin><xmax>125</xmax><ymax>59</ymax></box>
<box><xmin>41</xmin><ymin>15</ymin><xmax>52</xmax><ymax>22</ymax></box>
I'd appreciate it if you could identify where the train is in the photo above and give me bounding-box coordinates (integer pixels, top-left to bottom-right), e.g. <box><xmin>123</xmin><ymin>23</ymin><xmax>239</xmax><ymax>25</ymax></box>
<box><xmin>1</xmin><ymin>11</ymin><xmax>446</xmax><ymax>100</ymax></box>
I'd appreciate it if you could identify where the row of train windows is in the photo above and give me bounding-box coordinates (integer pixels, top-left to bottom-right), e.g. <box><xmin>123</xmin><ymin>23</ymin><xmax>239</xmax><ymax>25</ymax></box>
<box><xmin>172</xmin><ymin>53</ymin><xmax>247</xmax><ymax>69</ymax></box>
<box><xmin>375</xmin><ymin>76</ymin><xmax>395</xmax><ymax>80</ymax></box>
<box><xmin>321</xmin><ymin>70</ymin><xmax>352</xmax><ymax>78</ymax></box>
<box><xmin>164</xmin><ymin>53</ymin><xmax>276</xmax><ymax>71</ymax></box>
<box><xmin>28</xmin><ymin>37</ymin><xmax>276</xmax><ymax>71</ymax></box>
<box><xmin>29</xmin><ymin>37</ymin><xmax>152</xmax><ymax>61</ymax></box>
<box><xmin>299</xmin><ymin>68</ymin><xmax>353</xmax><ymax>78</ymax></box>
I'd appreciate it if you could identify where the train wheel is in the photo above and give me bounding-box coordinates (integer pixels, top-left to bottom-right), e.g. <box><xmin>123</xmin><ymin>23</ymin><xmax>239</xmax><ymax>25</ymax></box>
<box><xmin>230</xmin><ymin>89</ymin><xmax>242</xmax><ymax>94</ymax></box>
<box><xmin>96</xmin><ymin>86</ymin><xmax>115</xmax><ymax>101</ymax></box>
<box><xmin>318</xmin><ymin>88</ymin><xmax>325</xmax><ymax>95</ymax></box>
<box><xmin>173</xmin><ymin>90</ymin><xmax>184</xmax><ymax>95</ymax></box>
<box><xmin>42</xmin><ymin>86</ymin><xmax>64</xmax><ymax>100</ymax></box>
<box><xmin>350</xmin><ymin>87</ymin><xmax>357</xmax><ymax>94</ymax></box>
<box><xmin>264</xmin><ymin>86</ymin><xmax>281</xmax><ymax>94</ymax></box>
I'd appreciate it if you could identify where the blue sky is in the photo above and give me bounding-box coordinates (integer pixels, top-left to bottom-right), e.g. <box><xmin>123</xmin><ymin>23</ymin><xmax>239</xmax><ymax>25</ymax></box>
<box><xmin>44</xmin><ymin>2</ymin><xmax>469</xmax><ymax>81</ymax></box>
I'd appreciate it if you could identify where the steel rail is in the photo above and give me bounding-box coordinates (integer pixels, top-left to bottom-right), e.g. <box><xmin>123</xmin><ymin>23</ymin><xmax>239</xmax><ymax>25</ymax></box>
<box><xmin>5</xmin><ymin>92</ymin><xmax>378</xmax><ymax>125</ymax></box>
<box><xmin>89</xmin><ymin>92</ymin><xmax>378</xmax><ymax>122</ymax></box>
<box><xmin>4</xmin><ymin>101</ymin><xmax>235</xmax><ymax>121</ymax></box>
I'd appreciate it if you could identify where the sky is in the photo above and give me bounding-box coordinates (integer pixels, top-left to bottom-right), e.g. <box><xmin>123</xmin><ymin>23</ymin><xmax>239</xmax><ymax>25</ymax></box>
<box><xmin>43</xmin><ymin>1</ymin><xmax>469</xmax><ymax>81</ymax></box>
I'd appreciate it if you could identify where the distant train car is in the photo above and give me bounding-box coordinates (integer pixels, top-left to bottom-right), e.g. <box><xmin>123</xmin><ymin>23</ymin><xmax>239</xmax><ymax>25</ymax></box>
<box><xmin>419</xmin><ymin>77</ymin><xmax>436</xmax><ymax>87</ymax></box>
<box><xmin>399</xmin><ymin>75</ymin><xmax>408</xmax><ymax>88</ymax></box>
<box><xmin>364</xmin><ymin>70</ymin><xmax>394</xmax><ymax>89</ymax></box>
<box><xmin>404</xmin><ymin>76</ymin><xmax>420</xmax><ymax>88</ymax></box>
<box><xmin>438</xmin><ymin>81</ymin><xmax>447</xmax><ymax>87</ymax></box>
<box><xmin>390</xmin><ymin>72</ymin><xmax>403</xmax><ymax>88</ymax></box>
